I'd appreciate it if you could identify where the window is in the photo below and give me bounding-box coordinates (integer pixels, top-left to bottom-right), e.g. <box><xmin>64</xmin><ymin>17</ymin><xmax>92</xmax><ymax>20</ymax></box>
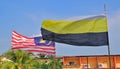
<box><xmin>69</xmin><ymin>61</ymin><xmax>75</xmax><ymax>65</ymax></box>
<box><xmin>98</xmin><ymin>63</ymin><xmax>104</xmax><ymax>68</ymax></box>
<box><xmin>84</xmin><ymin>64</ymin><xmax>90</xmax><ymax>68</ymax></box>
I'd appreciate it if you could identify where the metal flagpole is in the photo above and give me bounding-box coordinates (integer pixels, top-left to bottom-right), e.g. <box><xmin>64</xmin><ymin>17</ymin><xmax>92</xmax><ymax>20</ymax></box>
<box><xmin>53</xmin><ymin>55</ymin><xmax>56</xmax><ymax>69</ymax></box>
<box><xmin>53</xmin><ymin>43</ymin><xmax>56</xmax><ymax>69</ymax></box>
<box><xmin>104</xmin><ymin>4</ymin><xmax>112</xmax><ymax>69</ymax></box>
<box><xmin>86</xmin><ymin>57</ymin><xmax>88</xmax><ymax>69</ymax></box>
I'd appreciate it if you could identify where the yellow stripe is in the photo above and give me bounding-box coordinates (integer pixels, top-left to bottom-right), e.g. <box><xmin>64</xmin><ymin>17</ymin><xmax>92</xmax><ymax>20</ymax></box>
<box><xmin>42</xmin><ymin>17</ymin><xmax>108</xmax><ymax>34</ymax></box>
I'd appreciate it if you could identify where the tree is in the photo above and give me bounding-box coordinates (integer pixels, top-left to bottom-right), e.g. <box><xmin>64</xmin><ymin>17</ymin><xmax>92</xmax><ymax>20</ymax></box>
<box><xmin>47</xmin><ymin>56</ymin><xmax>62</xmax><ymax>69</ymax></box>
<box><xmin>38</xmin><ymin>53</ymin><xmax>46</xmax><ymax>59</ymax></box>
<box><xmin>1</xmin><ymin>50</ymin><xmax>62</xmax><ymax>69</ymax></box>
<box><xmin>1</xmin><ymin>50</ymin><xmax>41</xmax><ymax>69</ymax></box>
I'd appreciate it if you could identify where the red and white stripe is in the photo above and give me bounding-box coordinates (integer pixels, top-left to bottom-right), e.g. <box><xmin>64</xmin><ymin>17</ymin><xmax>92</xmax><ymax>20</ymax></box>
<box><xmin>11</xmin><ymin>31</ymin><xmax>56</xmax><ymax>55</ymax></box>
<box><xmin>26</xmin><ymin>49</ymin><xmax>56</xmax><ymax>55</ymax></box>
<box><xmin>12</xmin><ymin>31</ymin><xmax>35</xmax><ymax>47</ymax></box>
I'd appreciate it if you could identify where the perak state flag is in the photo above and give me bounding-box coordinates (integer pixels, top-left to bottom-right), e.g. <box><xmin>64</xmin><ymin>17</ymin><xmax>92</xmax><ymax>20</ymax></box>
<box><xmin>41</xmin><ymin>15</ymin><xmax>108</xmax><ymax>46</ymax></box>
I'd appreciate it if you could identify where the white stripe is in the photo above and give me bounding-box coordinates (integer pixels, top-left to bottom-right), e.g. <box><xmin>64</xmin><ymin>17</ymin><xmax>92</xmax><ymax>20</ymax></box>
<box><xmin>65</xmin><ymin>14</ymin><xmax>105</xmax><ymax>21</ymax></box>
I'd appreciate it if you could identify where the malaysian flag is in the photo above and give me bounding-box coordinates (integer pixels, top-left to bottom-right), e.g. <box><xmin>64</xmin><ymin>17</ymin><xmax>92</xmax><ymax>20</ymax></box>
<box><xmin>11</xmin><ymin>31</ymin><xmax>56</xmax><ymax>55</ymax></box>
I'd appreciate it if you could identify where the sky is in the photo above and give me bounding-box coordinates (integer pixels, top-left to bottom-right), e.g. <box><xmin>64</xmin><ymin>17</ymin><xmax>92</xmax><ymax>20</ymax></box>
<box><xmin>0</xmin><ymin>0</ymin><xmax>120</xmax><ymax>56</ymax></box>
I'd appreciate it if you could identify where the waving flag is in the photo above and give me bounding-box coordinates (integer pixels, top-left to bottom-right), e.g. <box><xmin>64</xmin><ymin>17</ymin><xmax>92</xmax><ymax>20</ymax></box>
<box><xmin>41</xmin><ymin>15</ymin><xmax>108</xmax><ymax>46</ymax></box>
<box><xmin>12</xmin><ymin>31</ymin><xmax>55</xmax><ymax>54</ymax></box>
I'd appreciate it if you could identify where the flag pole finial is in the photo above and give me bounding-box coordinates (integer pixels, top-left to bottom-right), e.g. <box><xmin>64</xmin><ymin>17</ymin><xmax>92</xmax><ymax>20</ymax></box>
<box><xmin>104</xmin><ymin>4</ymin><xmax>106</xmax><ymax>16</ymax></box>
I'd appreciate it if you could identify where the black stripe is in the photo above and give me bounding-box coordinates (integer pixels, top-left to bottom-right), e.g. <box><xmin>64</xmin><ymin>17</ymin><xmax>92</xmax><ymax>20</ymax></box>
<box><xmin>41</xmin><ymin>28</ymin><xmax>109</xmax><ymax>46</ymax></box>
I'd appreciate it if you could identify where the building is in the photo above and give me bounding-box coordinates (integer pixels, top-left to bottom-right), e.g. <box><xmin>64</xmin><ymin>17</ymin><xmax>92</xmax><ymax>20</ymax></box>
<box><xmin>62</xmin><ymin>55</ymin><xmax>120</xmax><ymax>69</ymax></box>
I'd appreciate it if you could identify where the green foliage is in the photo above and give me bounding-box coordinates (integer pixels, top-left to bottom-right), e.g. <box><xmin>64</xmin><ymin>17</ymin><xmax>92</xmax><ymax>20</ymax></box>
<box><xmin>38</xmin><ymin>53</ymin><xmax>46</xmax><ymax>59</ymax></box>
<box><xmin>0</xmin><ymin>50</ymin><xmax>62</xmax><ymax>69</ymax></box>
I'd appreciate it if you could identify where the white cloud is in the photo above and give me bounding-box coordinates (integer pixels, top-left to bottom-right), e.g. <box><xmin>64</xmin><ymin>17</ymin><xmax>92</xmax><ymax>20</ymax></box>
<box><xmin>108</xmin><ymin>10</ymin><xmax>120</xmax><ymax>32</ymax></box>
<box><xmin>108</xmin><ymin>10</ymin><xmax>120</xmax><ymax>26</ymax></box>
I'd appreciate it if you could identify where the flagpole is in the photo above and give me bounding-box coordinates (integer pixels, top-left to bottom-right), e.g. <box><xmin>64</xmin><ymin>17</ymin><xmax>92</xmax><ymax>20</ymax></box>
<box><xmin>86</xmin><ymin>57</ymin><xmax>88</xmax><ymax>69</ymax></box>
<box><xmin>104</xmin><ymin>4</ymin><xmax>112</xmax><ymax>69</ymax></box>
<box><xmin>53</xmin><ymin>44</ymin><xmax>56</xmax><ymax>69</ymax></box>
<box><xmin>53</xmin><ymin>55</ymin><xmax>56</xmax><ymax>69</ymax></box>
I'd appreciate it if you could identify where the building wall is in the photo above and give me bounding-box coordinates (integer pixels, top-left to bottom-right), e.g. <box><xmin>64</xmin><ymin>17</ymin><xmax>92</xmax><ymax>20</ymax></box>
<box><xmin>62</xmin><ymin>55</ymin><xmax>120</xmax><ymax>69</ymax></box>
<box><xmin>116</xmin><ymin>56</ymin><xmax>120</xmax><ymax>68</ymax></box>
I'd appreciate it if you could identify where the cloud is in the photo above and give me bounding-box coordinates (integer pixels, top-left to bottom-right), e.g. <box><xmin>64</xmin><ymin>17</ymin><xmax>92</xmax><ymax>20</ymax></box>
<box><xmin>108</xmin><ymin>10</ymin><xmax>120</xmax><ymax>26</ymax></box>
<box><xmin>108</xmin><ymin>10</ymin><xmax>120</xmax><ymax>32</ymax></box>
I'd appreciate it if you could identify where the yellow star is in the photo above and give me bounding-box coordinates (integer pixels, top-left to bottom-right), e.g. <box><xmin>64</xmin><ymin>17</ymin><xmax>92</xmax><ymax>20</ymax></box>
<box><xmin>40</xmin><ymin>39</ymin><xmax>45</xmax><ymax>43</ymax></box>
